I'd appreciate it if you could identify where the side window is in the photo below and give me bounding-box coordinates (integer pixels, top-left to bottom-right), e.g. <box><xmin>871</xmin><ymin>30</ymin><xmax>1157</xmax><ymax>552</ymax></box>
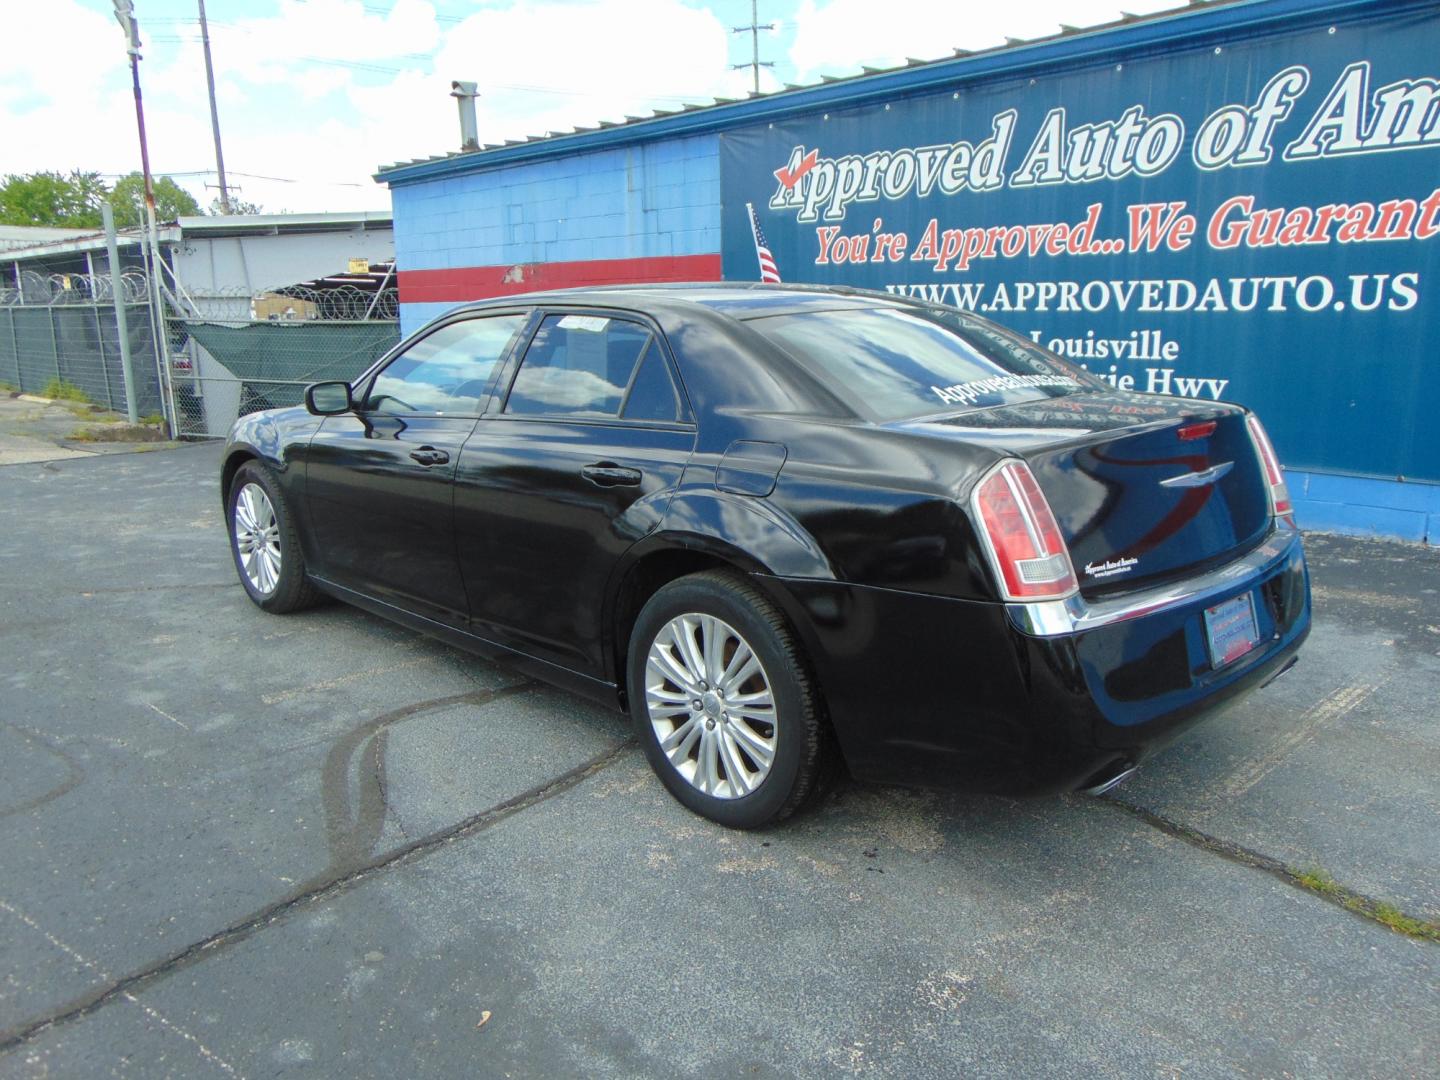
<box><xmin>504</xmin><ymin>314</ymin><xmax>651</xmax><ymax>418</ymax></box>
<box><xmin>621</xmin><ymin>344</ymin><xmax>683</xmax><ymax>423</ymax></box>
<box><xmin>367</xmin><ymin>314</ymin><xmax>526</xmax><ymax>416</ymax></box>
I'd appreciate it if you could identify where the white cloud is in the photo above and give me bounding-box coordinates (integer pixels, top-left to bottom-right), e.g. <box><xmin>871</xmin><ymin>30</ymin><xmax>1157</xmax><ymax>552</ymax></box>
<box><xmin>789</xmin><ymin>0</ymin><xmax>1188</xmax><ymax>81</ymax></box>
<box><xmin>428</xmin><ymin>0</ymin><xmax>743</xmax><ymax>144</ymax></box>
<box><xmin>219</xmin><ymin>0</ymin><xmax>442</xmax><ymax>77</ymax></box>
<box><xmin>0</xmin><ymin>0</ymin><xmax>1201</xmax><ymax>217</ymax></box>
<box><xmin>0</xmin><ymin>0</ymin><xmax>135</xmax><ymax>177</ymax></box>
<box><xmin>168</xmin><ymin>0</ymin><xmax>748</xmax><ymax>211</ymax></box>
<box><xmin>0</xmin><ymin>0</ymin><xmax>446</xmax><ymax>213</ymax></box>
<box><xmin>0</xmin><ymin>0</ymin><xmax>121</xmax><ymax>105</ymax></box>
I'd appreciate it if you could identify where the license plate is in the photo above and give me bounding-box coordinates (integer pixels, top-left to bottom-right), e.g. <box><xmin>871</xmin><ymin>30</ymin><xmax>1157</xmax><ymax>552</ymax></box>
<box><xmin>1204</xmin><ymin>592</ymin><xmax>1261</xmax><ymax>668</ymax></box>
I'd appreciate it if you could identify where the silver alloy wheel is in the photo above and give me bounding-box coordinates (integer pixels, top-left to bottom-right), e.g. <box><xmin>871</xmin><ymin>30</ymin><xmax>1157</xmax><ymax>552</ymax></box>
<box><xmin>645</xmin><ymin>613</ymin><xmax>778</xmax><ymax>799</ymax></box>
<box><xmin>233</xmin><ymin>482</ymin><xmax>282</xmax><ymax>595</ymax></box>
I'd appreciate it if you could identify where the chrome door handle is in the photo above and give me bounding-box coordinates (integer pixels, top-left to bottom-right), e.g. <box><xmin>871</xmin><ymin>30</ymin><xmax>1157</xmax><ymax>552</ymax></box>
<box><xmin>409</xmin><ymin>447</ymin><xmax>450</xmax><ymax>466</ymax></box>
<box><xmin>581</xmin><ymin>463</ymin><xmax>642</xmax><ymax>487</ymax></box>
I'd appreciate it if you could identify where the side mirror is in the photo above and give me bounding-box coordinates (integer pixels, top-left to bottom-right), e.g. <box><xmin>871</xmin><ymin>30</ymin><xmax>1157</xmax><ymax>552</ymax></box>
<box><xmin>305</xmin><ymin>381</ymin><xmax>352</xmax><ymax>416</ymax></box>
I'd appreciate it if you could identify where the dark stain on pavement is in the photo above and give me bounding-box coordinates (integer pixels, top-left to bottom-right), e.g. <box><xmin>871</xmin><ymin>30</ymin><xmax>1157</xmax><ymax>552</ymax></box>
<box><xmin>316</xmin><ymin>681</ymin><xmax>536</xmax><ymax>878</ymax></box>
<box><xmin>0</xmin><ymin>719</ymin><xmax>84</xmax><ymax>821</ymax></box>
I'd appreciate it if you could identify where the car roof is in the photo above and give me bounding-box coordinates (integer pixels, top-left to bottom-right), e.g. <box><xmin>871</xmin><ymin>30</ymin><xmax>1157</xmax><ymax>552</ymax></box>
<box><xmin>448</xmin><ymin>282</ymin><xmax>914</xmax><ymax>320</ymax></box>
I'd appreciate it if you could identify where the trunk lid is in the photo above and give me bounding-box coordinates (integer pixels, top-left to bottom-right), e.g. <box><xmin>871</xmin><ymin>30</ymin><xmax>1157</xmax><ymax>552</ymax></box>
<box><xmin>894</xmin><ymin>392</ymin><xmax>1272</xmax><ymax>597</ymax></box>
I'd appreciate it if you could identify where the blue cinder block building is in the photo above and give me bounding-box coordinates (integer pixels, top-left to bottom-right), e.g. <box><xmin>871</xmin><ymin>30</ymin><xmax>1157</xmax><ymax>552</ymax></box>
<box><xmin>377</xmin><ymin>0</ymin><xmax>1440</xmax><ymax>543</ymax></box>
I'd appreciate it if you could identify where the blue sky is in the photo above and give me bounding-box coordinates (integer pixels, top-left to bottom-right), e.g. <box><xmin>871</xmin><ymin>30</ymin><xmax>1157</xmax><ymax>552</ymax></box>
<box><xmin>2</xmin><ymin>0</ymin><xmax>1180</xmax><ymax>214</ymax></box>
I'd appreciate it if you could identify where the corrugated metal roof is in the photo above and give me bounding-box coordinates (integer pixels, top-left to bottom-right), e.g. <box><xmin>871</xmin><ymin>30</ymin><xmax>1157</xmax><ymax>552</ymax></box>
<box><xmin>174</xmin><ymin>210</ymin><xmax>392</xmax><ymax>237</ymax></box>
<box><xmin>0</xmin><ymin>212</ymin><xmax>392</xmax><ymax>264</ymax></box>
<box><xmin>0</xmin><ymin>226</ymin><xmax>176</xmax><ymax>262</ymax></box>
<box><xmin>0</xmin><ymin>225</ymin><xmax>93</xmax><ymax>252</ymax></box>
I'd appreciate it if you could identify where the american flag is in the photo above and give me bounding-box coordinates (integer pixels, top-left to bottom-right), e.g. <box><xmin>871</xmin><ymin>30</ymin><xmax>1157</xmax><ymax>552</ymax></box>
<box><xmin>746</xmin><ymin>202</ymin><xmax>782</xmax><ymax>283</ymax></box>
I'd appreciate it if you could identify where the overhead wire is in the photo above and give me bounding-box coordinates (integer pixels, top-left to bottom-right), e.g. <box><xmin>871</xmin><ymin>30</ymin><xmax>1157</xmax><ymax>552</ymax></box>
<box><xmin>137</xmin><ymin>1</ymin><xmax>766</xmax><ymax>193</ymax></box>
<box><xmin>148</xmin><ymin>15</ymin><xmax>730</xmax><ymax>102</ymax></box>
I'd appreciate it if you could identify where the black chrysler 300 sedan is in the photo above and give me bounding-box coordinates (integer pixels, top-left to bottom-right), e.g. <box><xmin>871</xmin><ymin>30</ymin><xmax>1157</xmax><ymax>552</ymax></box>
<box><xmin>221</xmin><ymin>284</ymin><xmax>1310</xmax><ymax>828</ymax></box>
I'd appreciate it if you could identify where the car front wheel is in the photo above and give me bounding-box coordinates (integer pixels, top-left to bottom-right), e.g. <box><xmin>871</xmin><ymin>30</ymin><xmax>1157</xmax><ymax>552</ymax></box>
<box><xmin>227</xmin><ymin>461</ymin><xmax>321</xmax><ymax>614</ymax></box>
<box><xmin>628</xmin><ymin>570</ymin><xmax>828</xmax><ymax>829</ymax></box>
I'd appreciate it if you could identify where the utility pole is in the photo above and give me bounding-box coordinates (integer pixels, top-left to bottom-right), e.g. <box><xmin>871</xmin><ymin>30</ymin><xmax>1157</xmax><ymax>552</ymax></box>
<box><xmin>197</xmin><ymin>0</ymin><xmax>231</xmax><ymax>213</ymax></box>
<box><xmin>112</xmin><ymin>0</ymin><xmax>175</xmax><ymax>437</ymax></box>
<box><xmin>113</xmin><ymin>2</ymin><xmax>156</xmax><ymax>225</ymax></box>
<box><xmin>731</xmin><ymin>0</ymin><xmax>774</xmax><ymax>96</ymax></box>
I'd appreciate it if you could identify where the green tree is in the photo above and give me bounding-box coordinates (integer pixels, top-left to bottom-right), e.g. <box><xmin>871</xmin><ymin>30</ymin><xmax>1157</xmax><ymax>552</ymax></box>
<box><xmin>0</xmin><ymin>170</ymin><xmax>108</xmax><ymax>228</ymax></box>
<box><xmin>208</xmin><ymin>193</ymin><xmax>264</xmax><ymax>215</ymax></box>
<box><xmin>107</xmin><ymin>173</ymin><xmax>203</xmax><ymax>228</ymax></box>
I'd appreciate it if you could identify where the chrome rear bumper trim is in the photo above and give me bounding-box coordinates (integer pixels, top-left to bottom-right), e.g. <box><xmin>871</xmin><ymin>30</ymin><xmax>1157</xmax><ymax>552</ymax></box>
<box><xmin>1006</xmin><ymin>526</ymin><xmax>1302</xmax><ymax>638</ymax></box>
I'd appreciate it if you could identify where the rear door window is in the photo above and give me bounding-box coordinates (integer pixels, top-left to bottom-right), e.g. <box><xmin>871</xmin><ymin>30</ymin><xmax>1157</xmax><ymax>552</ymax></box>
<box><xmin>504</xmin><ymin>313</ymin><xmax>683</xmax><ymax>421</ymax></box>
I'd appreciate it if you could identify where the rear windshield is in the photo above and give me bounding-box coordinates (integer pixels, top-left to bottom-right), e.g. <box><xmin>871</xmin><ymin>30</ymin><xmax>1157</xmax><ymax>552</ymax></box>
<box><xmin>747</xmin><ymin>306</ymin><xmax>1096</xmax><ymax>421</ymax></box>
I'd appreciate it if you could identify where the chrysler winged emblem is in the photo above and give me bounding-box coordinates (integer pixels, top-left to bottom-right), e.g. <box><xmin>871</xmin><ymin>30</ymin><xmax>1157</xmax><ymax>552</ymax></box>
<box><xmin>1159</xmin><ymin>461</ymin><xmax>1234</xmax><ymax>488</ymax></box>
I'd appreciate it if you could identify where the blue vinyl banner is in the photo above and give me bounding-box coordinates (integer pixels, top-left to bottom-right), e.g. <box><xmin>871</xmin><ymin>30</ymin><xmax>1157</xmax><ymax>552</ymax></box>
<box><xmin>719</xmin><ymin>6</ymin><xmax>1440</xmax><ymax>482</ymax></box>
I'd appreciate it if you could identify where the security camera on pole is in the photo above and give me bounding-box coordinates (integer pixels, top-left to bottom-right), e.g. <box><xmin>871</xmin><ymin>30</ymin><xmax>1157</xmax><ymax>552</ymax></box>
<box><xmin>112</xmin><ymin>0</ymin><xmax>174</xmax><ymax>437</ymax></box>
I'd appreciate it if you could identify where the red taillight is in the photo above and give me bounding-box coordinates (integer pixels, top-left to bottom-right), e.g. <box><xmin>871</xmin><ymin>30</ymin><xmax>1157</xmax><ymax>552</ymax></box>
<box><xmin>1245</xmin><ymin>415</ymin><xmax>1294</xmax><ymax>524</ymax></box>
<box><xmin>972</xmin><ymin>461</ymin><xmax>1078</xmax><ymax>601</ymax></box>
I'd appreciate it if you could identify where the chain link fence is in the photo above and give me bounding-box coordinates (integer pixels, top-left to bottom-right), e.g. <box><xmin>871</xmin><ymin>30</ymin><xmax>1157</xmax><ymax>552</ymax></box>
<box><xmin>168</xmin><ymin>314</ymin><xmax>400</xmax><ymax>437</ymax></box>
<box><xmin>1</xmin><ymin>268</ymin><xmax>400</xmax><ymax>438</ymax></box>
<box><xmin>0</xmin><ymin>272</ymin><xmax>166</xmax><ymax>418</ymax></box>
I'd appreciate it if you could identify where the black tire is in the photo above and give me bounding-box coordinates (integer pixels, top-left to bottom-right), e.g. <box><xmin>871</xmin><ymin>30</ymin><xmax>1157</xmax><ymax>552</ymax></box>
<box><xmin>227</xmin><ymin>461</ymin><xmax>323</xmax><ymax>614</ymax></box>
<box><xmin>628</xmin><ymin>570</ymin><xmax>829</xmax><ymax>829</ymax></box>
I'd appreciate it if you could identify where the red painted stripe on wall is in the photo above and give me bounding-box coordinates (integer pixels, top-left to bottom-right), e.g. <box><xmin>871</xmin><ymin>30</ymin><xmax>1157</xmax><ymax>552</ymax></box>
<box><xmin>398</xmin><ymin>254</ymin><xmax>722</xmax><ymax>304</ymax></box>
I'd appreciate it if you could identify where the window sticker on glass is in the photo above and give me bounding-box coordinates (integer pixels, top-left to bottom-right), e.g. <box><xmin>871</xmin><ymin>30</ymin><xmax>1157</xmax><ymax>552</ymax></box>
<box><xmin>556</xmin><ymin>315</ymin><xmax>610</xmax><ymax>333</ymax></box>
<box><xmin>931</xmin><ymin>373</ymin><xmax>1081</xmax><ymax>407</ymax></box>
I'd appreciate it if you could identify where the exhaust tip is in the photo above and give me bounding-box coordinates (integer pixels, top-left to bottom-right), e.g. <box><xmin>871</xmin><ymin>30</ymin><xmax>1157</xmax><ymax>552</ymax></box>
<box><xmin>1079</xmin><ymin>761</ymin><xmax>1138</xmax><ymax>797</ymax></box>
<box><xmin>1260</xmin><ymin>655</ymin><xmax>1299</xmax><ymax>689</ymax></box>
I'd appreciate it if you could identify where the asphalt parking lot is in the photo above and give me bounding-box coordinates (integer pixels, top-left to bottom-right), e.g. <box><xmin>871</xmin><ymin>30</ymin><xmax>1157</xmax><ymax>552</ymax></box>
<box><xmin>1</xmin><ymin>440</ymin><xmax>1437</xmax><ymax>1079</ymax></box>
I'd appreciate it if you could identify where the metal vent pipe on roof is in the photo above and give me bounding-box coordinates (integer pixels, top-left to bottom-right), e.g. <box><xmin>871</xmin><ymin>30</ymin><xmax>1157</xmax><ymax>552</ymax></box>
<box><xmin>451</xmin><ymin>81</ymin><xmax>479</xmax><ymax>152</ymax></box>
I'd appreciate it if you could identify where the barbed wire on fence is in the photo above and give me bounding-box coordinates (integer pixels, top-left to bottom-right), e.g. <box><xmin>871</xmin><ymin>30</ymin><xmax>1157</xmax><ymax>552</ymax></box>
<box><xmin>0</xmin><ymin>269</ymin><xmax>153</xmax><ymax>307</ymax></box>
<box><xmin>185</xmin><ymin>284</ymin><xmax>399</xmax><ymax>322</ymax></box>
<box><xmin>2</xmin><ymin>272</ymin><xmax>397</xmax><ymax>322</ymax></box>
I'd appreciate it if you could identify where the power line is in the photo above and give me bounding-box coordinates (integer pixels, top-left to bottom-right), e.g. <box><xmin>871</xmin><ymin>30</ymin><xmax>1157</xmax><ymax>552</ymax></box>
<box><xmin>100</xmin><ymin>168</ymin><xmax>369</xmax><ymax>188</ymax></box>
<box><xmin>148</xmin><ymin>28</ymin><xmax>727</xmax><ymax>103</ymax></box>
<box><xmin>150</xmin><ymin>10</ymin><xmax>736</xmax><ymax>103</ymax></box>
<box><xmin>290</xmin><ymin>0</ymin><xmax>469</xmax><ymax>25</ymax></box>
<box><xmin>227</xmin><ymin>170</ymin><xmax>367</xmax><ymax>188</ymax></box>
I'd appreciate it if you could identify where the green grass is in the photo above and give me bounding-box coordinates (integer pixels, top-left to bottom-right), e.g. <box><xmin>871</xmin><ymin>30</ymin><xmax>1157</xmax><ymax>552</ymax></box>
<box><xmin>67</xmin><ymin>421</ymin><xmax>166</xmax><ymax>444</ymax></box>
<box><xmin>41</xmin><ymin>378</ymin><xmax>90</xmax><ymax>403</ymax></box>
<box><xmin>1294</xmin><ymin>867</ymin><xmax>1440</xmax><ymax>942</ymax></box>
<box><xmin>140</xmin><ymin>412</ymin><xmax>165</xmax><ymax>426</ymax></box>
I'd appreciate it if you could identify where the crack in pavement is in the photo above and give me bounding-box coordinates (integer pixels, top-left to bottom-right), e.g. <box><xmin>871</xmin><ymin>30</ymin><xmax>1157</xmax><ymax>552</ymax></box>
<box><xmin>80</xmin><ymin>583</ymin><xmax>240</xmax><ymax>595</ymax></box>
<box><xmin>0</xmin><ymin>899</ymin><xmax>244</xmax><ymax>1078</ymax></box>
<box><xmin>0</xmin><ymin>726</ymin><xmax>638</xmax><ymax>1056</ymax></box>
<box><xmin>8</xmin><ymin>676</ymin><xmax>1424</xmax><ymax>1061</ymax></box>
<box><xmin>0</xmin><ymin>582</ymin><xmax>239</xmax><ymax>594</ymax></box>
<box><xmin>1098</xmin><ymin>794</ymin><xmax>1440</xmax><ymax>943</ymax></box>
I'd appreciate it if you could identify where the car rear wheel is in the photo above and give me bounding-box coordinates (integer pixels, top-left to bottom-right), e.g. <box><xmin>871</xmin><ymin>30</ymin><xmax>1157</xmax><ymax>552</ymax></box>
<box><xmin>227</xmin><ymin>461</ymin><xmax>322</xmax><ymax>614</ymax></box>
<box><xmin>628</xmin><ymin>570</ymin><xmax>828</xmax><ymax>828</ymax></box>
